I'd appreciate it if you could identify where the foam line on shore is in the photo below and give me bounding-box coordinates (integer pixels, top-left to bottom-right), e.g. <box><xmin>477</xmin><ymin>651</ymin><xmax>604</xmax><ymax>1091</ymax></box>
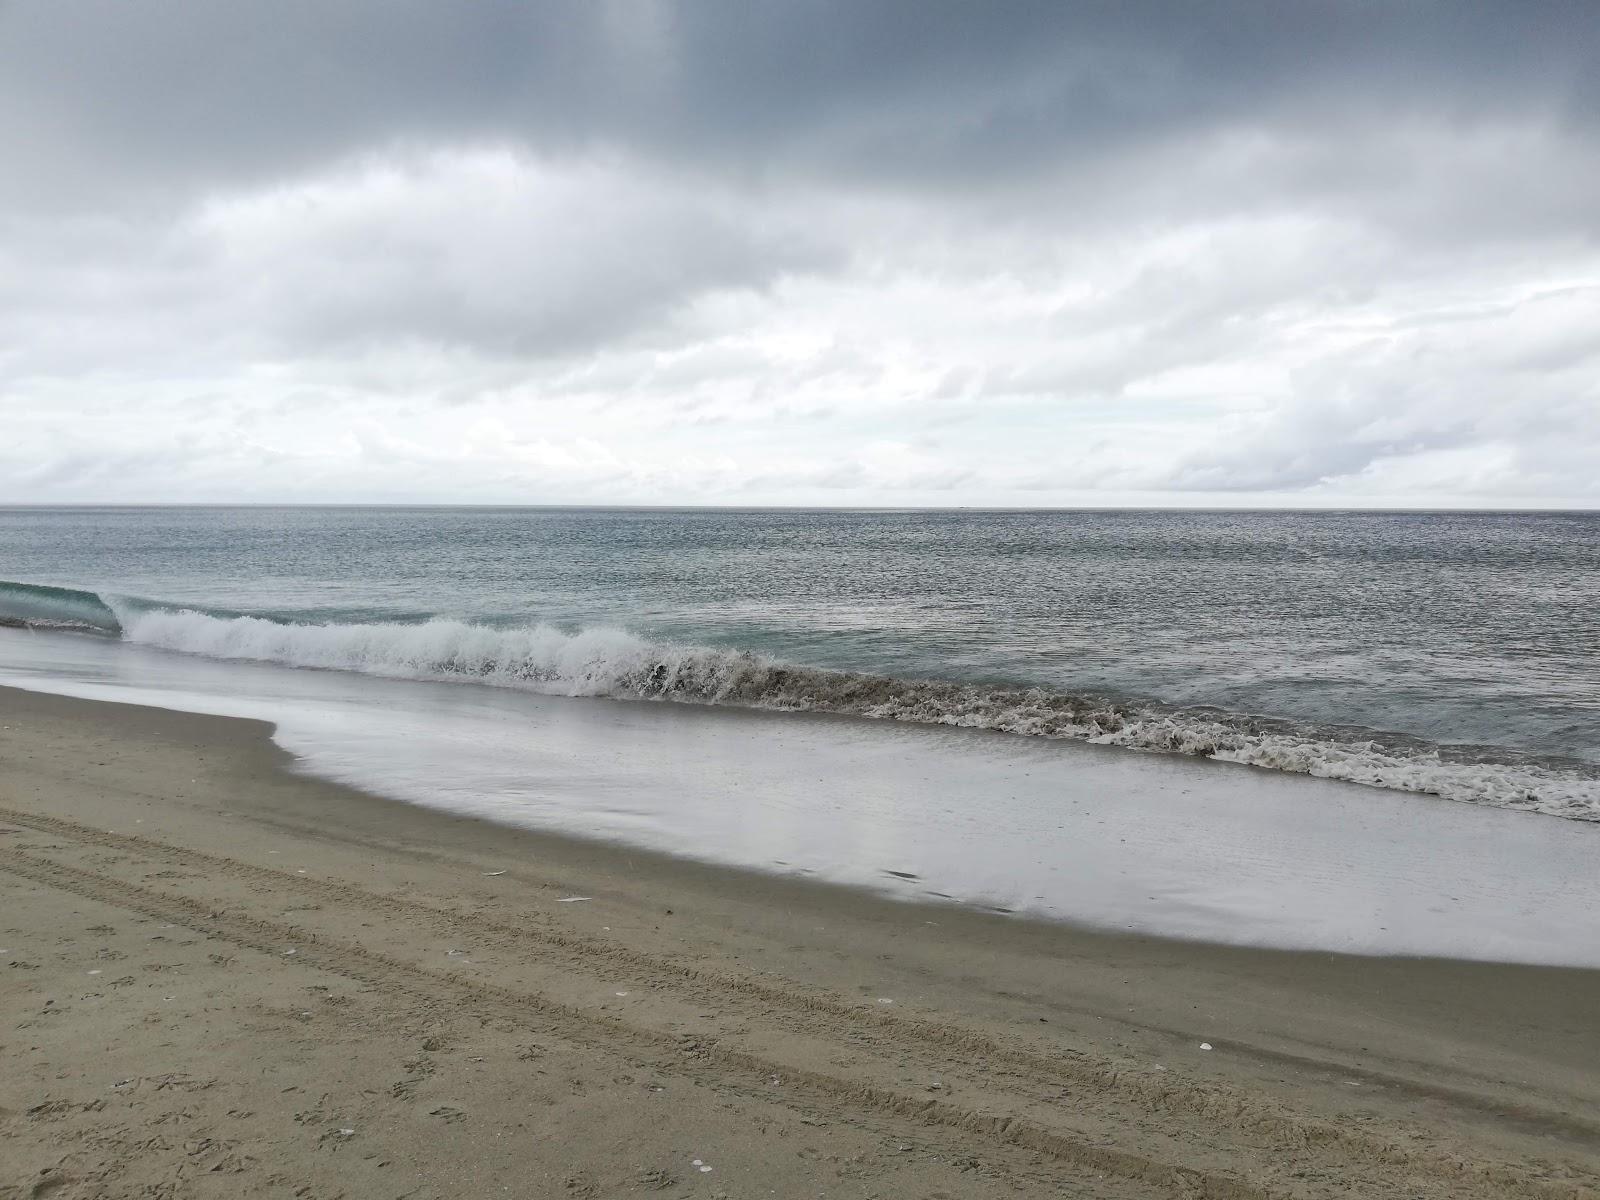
<box><xmin>3</xmin><ymin>576</ymin><xmax>1597</xmax><ymax>822</ymax></box>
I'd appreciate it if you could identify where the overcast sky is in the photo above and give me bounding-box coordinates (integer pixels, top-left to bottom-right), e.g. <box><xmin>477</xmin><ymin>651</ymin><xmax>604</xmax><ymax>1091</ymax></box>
<box><xmin>3</xmin><ymin>1</ymin><xmax>1597</xmax><ymax>507</ymax></box>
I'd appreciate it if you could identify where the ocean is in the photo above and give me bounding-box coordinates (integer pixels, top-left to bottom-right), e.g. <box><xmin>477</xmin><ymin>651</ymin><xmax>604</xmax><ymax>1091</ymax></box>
<box><xmin>4</xmin><ymin>505</ymin><xmax>1598</xmax><ymax>816</ymax></box>
<box><xmin>3</xmin><ymin>505</ymin><xmax>1599</xmax><ymax>963</ymax></box>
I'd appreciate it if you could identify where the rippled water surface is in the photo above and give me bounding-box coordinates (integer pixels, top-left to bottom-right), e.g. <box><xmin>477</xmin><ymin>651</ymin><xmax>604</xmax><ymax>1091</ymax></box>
<box><xmin>2</xmin><ymin>506</ymin><xmax>1597</xmax><ymax>817</ymax></box>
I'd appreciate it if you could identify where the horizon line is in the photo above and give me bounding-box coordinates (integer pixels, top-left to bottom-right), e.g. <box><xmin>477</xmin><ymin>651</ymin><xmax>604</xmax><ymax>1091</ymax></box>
<box><xmin>3</xmin><ymin>502</ymin><xmax>1598</xmax><ymax>515</ymax></box>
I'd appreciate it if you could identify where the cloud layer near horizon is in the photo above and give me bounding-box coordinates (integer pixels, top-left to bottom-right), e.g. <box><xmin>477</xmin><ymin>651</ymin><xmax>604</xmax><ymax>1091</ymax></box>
<box><xmin>3</xmin><ymin>1</ymin><xmax>1598</xmax><ymax>505</ymax></box>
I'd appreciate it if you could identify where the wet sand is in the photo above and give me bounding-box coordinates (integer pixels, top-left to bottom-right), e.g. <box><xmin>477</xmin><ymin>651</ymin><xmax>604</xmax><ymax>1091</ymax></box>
<box><xmin>2</xmin><ymin>685</ymin><xmax>1598</xmax><ymax>1199</ymax></box>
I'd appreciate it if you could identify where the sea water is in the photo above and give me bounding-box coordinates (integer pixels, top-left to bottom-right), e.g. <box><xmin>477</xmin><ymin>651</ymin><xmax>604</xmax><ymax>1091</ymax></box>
<box><xmin>2</xmin><ymin>506</ymin><xmax>1598</xmax><ymax>963</ymax></box>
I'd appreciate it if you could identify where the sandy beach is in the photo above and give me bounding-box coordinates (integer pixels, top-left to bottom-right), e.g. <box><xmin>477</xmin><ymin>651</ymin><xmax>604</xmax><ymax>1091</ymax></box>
<box><xmin>9</xmin><ymin>0</ymin><xmax>1600</xmax><ymax>1192</ymax></box>
<box><xmin>3</xmin><ymin>686</ymin><xmax>1599</xmax><ymax>1199</ymax></box>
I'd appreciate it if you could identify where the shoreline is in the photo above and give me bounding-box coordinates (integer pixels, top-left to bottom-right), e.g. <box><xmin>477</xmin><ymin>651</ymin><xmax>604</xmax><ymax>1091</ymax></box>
<box><xmin>3</xmin><ymin>582</ymin><xmax>1597</xmax><ymax>828</ymax></box>
<box><xmin>7</xmin><ymin>627</ymin><xmax>1599</xmax><ymax>968</ymax></box>
<box><xmin>3</xmin><ymin>685</ymin><xmax>1599</xmax><ymax>1197</ymax></box>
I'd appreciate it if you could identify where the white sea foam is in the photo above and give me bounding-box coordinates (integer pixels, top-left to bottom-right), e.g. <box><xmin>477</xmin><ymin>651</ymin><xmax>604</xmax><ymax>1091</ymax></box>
<box><xmin>109</xmin><ymin>602</ymin><xmax>1600</xmax><ymax>823</ymax></box>
<box><xmin>7</xmin><ymin>624</ymin><xmax>1600</xmax><ymax>967</ymax></box>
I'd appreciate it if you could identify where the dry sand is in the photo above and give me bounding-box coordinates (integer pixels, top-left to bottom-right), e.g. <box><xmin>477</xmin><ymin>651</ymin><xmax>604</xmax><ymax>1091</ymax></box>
<box><xmin>2</xmin><ymin>685</ymin><xmax>1598</xmax><ymax>1199</ymax></box>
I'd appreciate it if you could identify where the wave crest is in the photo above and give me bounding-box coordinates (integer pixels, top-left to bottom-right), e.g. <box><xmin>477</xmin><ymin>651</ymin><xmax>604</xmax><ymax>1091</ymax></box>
<box><xmin>5</xmin><ymin>578</ymin><xmax>1596</xmax><ymax>823</ymax></box>
<box><xmin>0</xmin><ymin>579</ymin><xmax>120</xmax><ymax>633</ymax></box>
<box><xmin>106</xmin><ymin>603</ymin><xmax>1600</xmax><ymax>823</ymax></box>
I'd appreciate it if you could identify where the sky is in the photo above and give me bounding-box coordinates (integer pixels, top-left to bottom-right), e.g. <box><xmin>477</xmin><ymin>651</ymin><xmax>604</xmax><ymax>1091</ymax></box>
<box><xmin>2</xmin><ymin>1</ymin><xmax>1598</xmax><ymax>507</ymax></box>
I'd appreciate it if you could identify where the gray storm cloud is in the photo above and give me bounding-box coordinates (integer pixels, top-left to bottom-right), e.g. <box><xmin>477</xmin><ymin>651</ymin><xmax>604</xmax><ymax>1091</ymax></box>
<box><xmin>5</xmin><ymin>1</ymin><xmax>1596</xmax><ymax>202</ymax></box>
<box><xmin>1</xmin><ymin>1</ymin><xmax>1596</xmax><ymax>505</ymax></box>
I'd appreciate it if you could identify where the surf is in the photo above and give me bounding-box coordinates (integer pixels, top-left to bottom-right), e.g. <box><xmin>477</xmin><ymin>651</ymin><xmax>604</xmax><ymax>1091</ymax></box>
<box><xmin>0</xmin><ymin>579</ymin><xmax>121</xmax><ymax>633</ymax></box>
<box><xmin>3</xmin><ymin>576</ymin><xmax>1597</xmax><ymax>823</ymax></box>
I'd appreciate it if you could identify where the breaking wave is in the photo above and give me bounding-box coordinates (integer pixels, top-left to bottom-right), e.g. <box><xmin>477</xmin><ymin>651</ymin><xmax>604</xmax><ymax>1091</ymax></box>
<box><xmin>0</xmin><ymin>580</ymin><xmax>120</xmax><ymax>633</ymax></box>
<box><xmin>3</xmin><ymin>578</ymin><xmax>1597</xmax><ymax>823</ymax></box>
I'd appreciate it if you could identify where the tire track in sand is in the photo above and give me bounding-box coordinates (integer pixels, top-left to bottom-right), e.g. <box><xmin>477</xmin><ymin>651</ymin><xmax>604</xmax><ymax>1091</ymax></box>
<box><xmin>0</xmin><ymin>844</ymin><xmax>1264</xmax><ymax>1200</ymax></box>
<box><xmin>2</xmin><ymin>805</ymin><xmax>1596</xmax><ymax>1200</ymax></box>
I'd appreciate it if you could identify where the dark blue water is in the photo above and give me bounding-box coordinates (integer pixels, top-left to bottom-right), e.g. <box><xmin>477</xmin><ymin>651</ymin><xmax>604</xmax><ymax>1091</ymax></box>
<box><xmin>3</xmin><ymin>505</ymin><xmax>1598</xmax><ymax>818</ymax></box>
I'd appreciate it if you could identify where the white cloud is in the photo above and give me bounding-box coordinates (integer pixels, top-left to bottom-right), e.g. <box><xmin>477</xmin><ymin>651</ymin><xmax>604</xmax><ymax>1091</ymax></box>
<box><xmin>2</xmin><ymin>6</ymin><xmax>1597</xmax><ymax>511</ymax></box>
